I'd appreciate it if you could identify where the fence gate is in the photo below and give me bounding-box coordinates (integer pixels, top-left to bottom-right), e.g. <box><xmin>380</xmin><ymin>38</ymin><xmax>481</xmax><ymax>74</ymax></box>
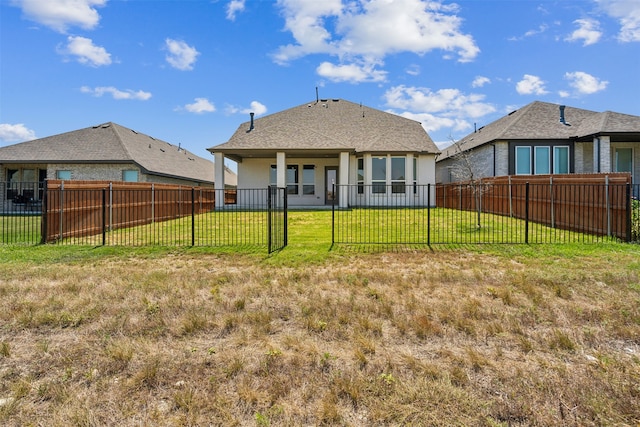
<box><xmin>267</xmin><ymin>186</ymin><xmax>287</xmax><ymax>253</ymax></box>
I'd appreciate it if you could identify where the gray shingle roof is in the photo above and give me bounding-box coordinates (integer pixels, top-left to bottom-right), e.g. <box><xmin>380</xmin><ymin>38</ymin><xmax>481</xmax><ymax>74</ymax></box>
<box><xmin>208</xmin><ymin>99</ymin><xmax>440</xmax><ymax>157</ymax></box>
<box><xmin>438</xmin><ymin>101</ymin><xmax>640</xmax><ymax>160</ymax></box>
<box><xmin>0</xmin><ymin>122</ymin><xmax>218</xmax><ymax>184</ymax></box>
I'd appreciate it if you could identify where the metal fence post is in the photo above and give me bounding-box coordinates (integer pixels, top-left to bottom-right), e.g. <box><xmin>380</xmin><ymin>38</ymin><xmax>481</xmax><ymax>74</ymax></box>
<box><xmin>332</xmin><ymin>183</ymin><xmax>336</xmax><ymax>245</ymax></box>
<box><xmin>525</xmin><ymin>182</ymin><xmax>530</xmax><ymax>244</ymax></box>
<box><xmin>427</xmin><ymin>184</ymin><xmax>431</xmax><ymax>246</ymax></box>
<box><xmin>626</xmin><ymin>183</ymin><xmax>632</xmax><ymax>243</ymax></box>
<box><xmin>191</xmin><ymin>187</ymin><xmax>195</xmax><ymax>247</ymax></box>
<box><xmin>267</xmin><ymin>186</ymin><xmax>272</xmax><ymax>252</ymax></box>
<box><xmin>102</xmin><ymin>188</ymin><xmax>107</xmax><ymax>246</ymax></box>
<box><xmin>283</xmin><ymin>188</ymin><xmax>288</xmax><ymax>246</ymax></box>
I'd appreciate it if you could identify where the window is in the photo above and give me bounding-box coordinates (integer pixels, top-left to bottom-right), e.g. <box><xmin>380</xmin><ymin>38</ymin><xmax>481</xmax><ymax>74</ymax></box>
<box><xmin>413</xmin><ymin>157</ymin><xmax>418</xmax><ymax>194</ymax></box>
<box><xmin>6</xmin><ymin>169</ymin><xmax>18</xmax><ymax>199</ymax></box>
<box><xmin>614</xmin><ymin>148</ymin><xmax>633</xmax><ymax>173</ymax></box>
<box><xmin>372</xmin><ymin>157</ymin><xmax>386</xmax><ymax>194</ymax></box>
<box><xmin>22</xmin><ymin>168</ymin><xmax>36</xmax><ymax>183</ymax></box>
<box><xmin>57</xmin><ymin>170</ymin><xmax>71</xmax><ymax>180</ymax></box>
<box><xmin>357</xmin><ymin>158</ymin><xmax>364</xmax><ymax>194</ymax></box>
<box><xmin>534</xmin><ymin>147</ymin><xmax>550</xmax><ymax>175</ymax></box>
<box><xmin>287</xmin><ymin>165</ymin><xmax>298</xmax><ymax>195</ymax></box>
<box><xmin>515</xmin><ymin>147</ymin><xmax>531</xmax><ymax>175</ymax></box>
<box><xmin>122</xmin><ymin>170</ymin><xmax>139</xmax><ymax>182</ymax></box>
<box><xmin>391</xmin><ymin>157</ymin><xmax>406</xmax><ymax>194</ymax></box>
<box><xmin>303</xmin><ymin>165</ymin><xmax>315</xmax><ymax>195</ymax></box>
<box><xmin>553</xmin><ymin>146</ymin><xmax>570</xmax><ymax>174</ymax></box>
<box><xmin>269</xmin><ymin>165</ymin><xmax>277</xmax><ymax>186</ymax></box>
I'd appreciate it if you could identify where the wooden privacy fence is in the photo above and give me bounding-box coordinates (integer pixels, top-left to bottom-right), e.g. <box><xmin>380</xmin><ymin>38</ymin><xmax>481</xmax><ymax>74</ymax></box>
<box><xmin>42</xmin><ymin>180</ymin><xmax>237</xmax><ymax>243</ymax></box>
<box><xmin>436</xmin><ymin>173</ymin><xmax>633</xmax><ymax>241</ymax></box>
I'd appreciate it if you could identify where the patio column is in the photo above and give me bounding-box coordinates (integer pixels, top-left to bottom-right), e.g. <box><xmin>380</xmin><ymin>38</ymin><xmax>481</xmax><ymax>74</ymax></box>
<box><xmin>276</xmin><ymin>152</ymin><xmax>286</xmax><ymax>188</ymax></box>
<box><xmin>339</xmin><ymin>152</ymin><xmax>349</xmax><ymax>208</ymax></box>
<box><xmin>214</xmin><ymin>152</ymin><xmax>225</xmax><ymax>210</ymax></box>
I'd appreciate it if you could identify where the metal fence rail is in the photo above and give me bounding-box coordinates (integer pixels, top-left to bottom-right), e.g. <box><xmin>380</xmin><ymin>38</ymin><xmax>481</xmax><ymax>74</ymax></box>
<box><xmin>333</xmin><ymin>183</ymin><xmax>639</xmax><ymax>246</ymax></box>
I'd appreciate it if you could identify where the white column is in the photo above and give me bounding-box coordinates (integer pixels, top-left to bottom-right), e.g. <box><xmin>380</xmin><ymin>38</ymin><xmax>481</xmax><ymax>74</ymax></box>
<box><xmin>276</xmin><ymin>152</ymin><xmax>286</xmax><ymax>188</ymax></box>
<box><xmin>214</xmin><ymin>152</ymin><xmax>225</xmax><ymax>210</ymax></box>
<box><xmin>364</xmin><ymin>153</ymin><xmax>372</xmax><ymax>206</ymax></box>
<box><xmin>339</xmin><ymin>152</ymin><xmax>349</xmax><ymax>208</ymax></box>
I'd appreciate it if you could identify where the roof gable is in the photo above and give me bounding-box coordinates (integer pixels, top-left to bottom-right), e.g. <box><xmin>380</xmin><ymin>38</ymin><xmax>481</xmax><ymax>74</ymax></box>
<box><xmin>209</xmin><ymin>99</ymin><xmax>440</xmax><ymax>155</ymax></box>
<box><xmin>0</xmin><ymin>122</ymin><xmax>215</xmax><ymax>183</ymax></box>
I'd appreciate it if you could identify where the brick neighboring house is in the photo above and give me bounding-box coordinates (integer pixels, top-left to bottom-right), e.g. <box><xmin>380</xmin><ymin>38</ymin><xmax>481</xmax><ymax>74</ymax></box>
<box><xmin>208</xmin><ymin>98</ymin><xmax>440</xmax><ymax>208</ymax></box>
<box><xmin>1</xmin><ymin>122</ymin><xmax>236</xmax><ymax>207</ymax></box>
<box><xmin>436</xmin><ymin>101</ymin><xmax>640</xmax><ymax>184</ymax></box>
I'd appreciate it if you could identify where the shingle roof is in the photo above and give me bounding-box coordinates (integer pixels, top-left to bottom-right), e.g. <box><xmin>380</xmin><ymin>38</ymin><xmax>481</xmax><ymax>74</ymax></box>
<box><xmin>208</xmin><ymin>99</ymin><xmax>440</xmax><ymax>157</ymax></box>
<box><xmin>0</xmin><ymin>122</ymin><xmax>218</xmax><ymax>184</ymax></box>
<box><xmin>438</xmin><ymin>101</ymin><xmax>640</xmax><ymax>160</ymax></box>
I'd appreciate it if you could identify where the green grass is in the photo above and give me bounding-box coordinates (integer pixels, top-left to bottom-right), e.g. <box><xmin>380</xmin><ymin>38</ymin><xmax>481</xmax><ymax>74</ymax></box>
<box><xmin>0</xmin><ymin>215</ymin><xmax>41</xmax><ymax>245</ymax></box>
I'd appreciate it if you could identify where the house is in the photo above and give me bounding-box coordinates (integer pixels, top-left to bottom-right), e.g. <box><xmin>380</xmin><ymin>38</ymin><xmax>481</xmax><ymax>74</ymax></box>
<box><xmin>208</xmin><ymin>99</ymin><xmax>440</xmax><ymax>208</ymax></box>
<box><xmin>436</xmin><ymin>101</ymin><xmax>640</xmax><ymax>184</ymax></box>
<box><xmin>0</xmin><ymin>122</ymin><xmax>236</xmax><ymax>207</ymax></box>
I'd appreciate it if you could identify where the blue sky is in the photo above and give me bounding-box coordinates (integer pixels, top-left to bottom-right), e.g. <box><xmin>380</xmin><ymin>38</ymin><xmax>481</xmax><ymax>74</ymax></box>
<box><xmin>1</xmin><ymin>0</ymin><xmax>639</xmax><ymax>161</ymax></box>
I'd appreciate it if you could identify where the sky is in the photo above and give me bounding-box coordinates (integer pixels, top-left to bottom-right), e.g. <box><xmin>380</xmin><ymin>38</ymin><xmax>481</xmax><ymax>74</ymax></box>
<box><xmin>1</xmin><ymin>0</ymin><xmax>639</xmax><ymax>165</ymax></box>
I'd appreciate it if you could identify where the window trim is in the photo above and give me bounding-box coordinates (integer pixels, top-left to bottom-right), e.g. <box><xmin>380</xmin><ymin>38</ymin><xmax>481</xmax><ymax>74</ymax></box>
<box><xmin>391</xmin><ymin>156</ymin><xmax>406</xmax><ymax>194</ymax></box>
<box><xmin>371</xmin><ymin>156</ymin><xmax>387</xmax><ymax>194</ymax></box>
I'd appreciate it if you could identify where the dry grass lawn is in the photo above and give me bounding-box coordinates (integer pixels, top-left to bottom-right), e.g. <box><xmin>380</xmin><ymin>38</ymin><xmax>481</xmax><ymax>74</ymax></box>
<box><xmin>1</xmin><ymin>244</ymin><xmax>639</xmax><ymax>426</ymax></box>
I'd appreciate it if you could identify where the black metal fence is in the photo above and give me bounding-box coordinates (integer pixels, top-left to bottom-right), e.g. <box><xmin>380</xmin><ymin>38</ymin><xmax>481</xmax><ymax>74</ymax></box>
<box><xmin>1</xmin><ymin>182</ymin><xmax>288</xmax><ymax>253</ymax></box>
<box><xmin>333</xmin><ymin>183</ymin><xmax>640</xmax><ymax>246</ymax></box>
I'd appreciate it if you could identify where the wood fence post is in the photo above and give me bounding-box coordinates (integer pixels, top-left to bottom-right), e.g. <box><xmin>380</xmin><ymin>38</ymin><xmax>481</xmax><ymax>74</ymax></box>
<box><xmin>102</xmin><ymin>188</ymin><xmax>106</xmax><ymax>246</ymax></box>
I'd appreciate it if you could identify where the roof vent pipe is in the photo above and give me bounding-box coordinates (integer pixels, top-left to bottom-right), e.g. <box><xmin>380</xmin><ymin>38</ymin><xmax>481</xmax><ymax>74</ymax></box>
<box><xmin>249</xmin><ymin>112</ymin><xmax>254</xmax><ymax>131</ymax></box>
<box><xmin>559</xmin><ymin>105</ymin><xmax>566</xmax><ymax>125</ymax></box>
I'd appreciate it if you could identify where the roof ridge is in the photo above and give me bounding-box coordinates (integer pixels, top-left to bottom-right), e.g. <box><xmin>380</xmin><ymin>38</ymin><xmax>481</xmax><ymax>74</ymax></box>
<box><xmin>107</xmin><ymin>122</ymin><xmax>136</xmax><ymax>162</ymax></box>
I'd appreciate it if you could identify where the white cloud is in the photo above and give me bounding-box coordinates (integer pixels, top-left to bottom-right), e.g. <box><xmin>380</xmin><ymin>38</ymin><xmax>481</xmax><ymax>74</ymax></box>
<box><xmin>273</xmin><ymin>0</ymin><xmax>479</xmax><ymax>83</ymax></box>
<box><xmin>596</xmin><ymin>0</ymin><xmax>640</xmax><ymax>42</ymax></box>
<box><xmin>0</xmin><ymin>123</ymin><xmax>36</xmax><ymax>143</ymax></box>
<box><xmin>164</xmin><ymin>38</ymin><xmax>199</xmax><ymax>71</ymax></box>
<box><xmin>58</xmin><ymin>36</ymin><xmax>111</xmax><ymax>67</ymax></box>
<box><xmin>181</xmin><ymin>98</ymin><xmax>216</xmax><ymax>114</ymax></box>
<box><xmin>225</xmin><ymin>101</ymin><xmax>268</xmax><ymax>116</ymax></box>
<box><xmin>16</xmin><ymin>0</ymin><xmax>106</xmax><ymax>33</ymax></box>
<box><xmin>515</xmin><ymin>74</ymin><xmax>548</xmax><ymax>95</ymax></box>
<box><xmin>316</xmin><ymin>61</ymin><xmax>387</xmax><ymax>83</ymax></box>
<box><xmin>564</xmin><ymin>71</ymin><xmax>608</xmax><ymax>95</ymax></box>
<box><xmin>226</xmin><ymin>0</ymin><xmax>245</xmax><ymax>21</ymax></box>
<box><xmin>405</xmin><ymin>64</ymin><xmax>420</xmax><ymax>76</ymax></box>
<box><xmin>508</xmin><ymin>24</ymin><xmax>549</xmax><ymax>41</ymax></box>
<box><xmin>565</xmin><ymin>19</ymin><xmax>602</xmax><ymax>46</ymax></box>
<box><xmin>558</xmin><ymin>90</ymin><xmax>571</xmax><ymax>98</ymax></box>
<box><xmin>383</xmin><ymin>85</ymin><xmax>495</xmax><ymax>134</ymax></box>
<box><xmin>471</xmin><ymin>76</ymin><xmax>490</xmax><ymax>88</ymax></box>
<box><xmin>80</xmin><ymin>86</ymin><xmax>152</xmax><ymax>100</ymax></box>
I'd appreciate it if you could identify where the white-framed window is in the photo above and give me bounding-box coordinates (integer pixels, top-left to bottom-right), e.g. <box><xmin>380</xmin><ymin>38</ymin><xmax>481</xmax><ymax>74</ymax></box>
<box><xmin>553</xmin><ymin>146</ymin><xmax>570</xmax><ymax>174</ymax></box>
<box><xmin>413</xmin><ymin>157</ymin><xmax>418</xmax><ymax>195</ymax></box>
<box><xmin>534</xmin><ymin>147</ymin><xmax>550</xmax><ymax>175</ymax></box>
<box><xmin>287</xmin><ymin>165</ymin><xmax>298</xmax><ymax>195</ymax></box>
<box><xmin>122</xmin><ymin>170</ymin><xmax>139</xmax><ymax>182</ymax></box>
<box><xmin>614</xmin><ymin>147</ymin><xmax>633</xmax><ymax>173</ymax></box>
<box><xmin>57</xmin><ymin>170</ymin><xmax>71</xmax><ymax>180</ymax></box>
<box><xmin>515</xmin><ymin>147</ymin><xmax>532</xmax><ymax>175</ymax></box>
<box><xmin>357</xmin><ymin>158</ymin><xmax>364</xmax><ymax>194</ymax></box>
<box><xmin>269</xmin><ymin>165</ymin><xmax>277</xmax><ymax>186</ymax></box>
<box><xmin>372</xmin><ymin>157</ymin><xmax>386</xmax><ymax>194</ymax></box>
<box><xmin>302</xmin><ymin>165</ymin><xmax>315</xmax><ymax>195</ymax></box>
<box><xmin>391</xmin><ymin>156</ymin><xmax>406</xmax><ymax>194</ymax></box>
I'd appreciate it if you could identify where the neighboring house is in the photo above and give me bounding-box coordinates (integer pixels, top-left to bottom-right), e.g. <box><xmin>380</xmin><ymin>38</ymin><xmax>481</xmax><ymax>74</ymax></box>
<box><xmin>1</xmin><ymin>122</ymin><xmax>236</xmax><ymax>207</ymax></box>
<box><xmin>208</xmin><ymin>99</ymin><xmax>440</xmax><ymax>208</ymax></box>
<box><xmin>436</xmin><ymin>101</ymin><xmax>640</xmax><ymax>184</ymax></box>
